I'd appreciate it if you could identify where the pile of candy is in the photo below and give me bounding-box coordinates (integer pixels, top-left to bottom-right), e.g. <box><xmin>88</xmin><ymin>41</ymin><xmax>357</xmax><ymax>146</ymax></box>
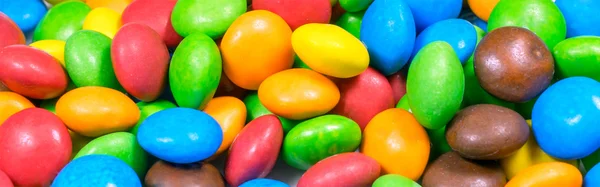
<box><xmin>1</xmin><ymin>0</ymin><xmax>600</xmax><ymax>186</ymax></box>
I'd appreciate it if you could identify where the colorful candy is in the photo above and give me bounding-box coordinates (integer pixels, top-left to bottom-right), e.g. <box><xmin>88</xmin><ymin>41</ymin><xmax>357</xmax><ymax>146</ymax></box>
<box><xmin>297</xmin><ymin>152</ymin><xmax>381</xmax><ymax>187</ymax></box>
<box><xmin>0</xmin><ymin>0</ymin><xmax>47</xmax><ymax>33</ymax></box>
<box><xmin>0</xmin><ymin>92</ymin><xmax>34</xmax><ymax>125</ymax></box>
<box><xmin>30</xmin><ymin>40</ymin><xmax>67</xmax><ymax>66</ymax></box>
<box><xmin>467</xmin><ymin>0</ymin><xmax>500</xmax><ymax>21</ymax></box>
<box><xmin>403</xmin><ymin>0</ymin><xmax>462</xmax><ymax>32</ymax></box>
<box><xmin>244</xmin><ymin>92</ymin><xmax>299</xmax><ymax>133</ymax></box>
<box><xmin>65</xmin><ymin>30</ymin><xmax>121</xmax><ymax>89</ymax></box>
<box><xmin>422</xmin><ymin>152</ymin><xmax>507</xmax><ymax>187</ymax></box>
<box><xmin>121</xmin><ymin>0</ymin><xmax>182</xmax><ymax>48</ymax></box>
<box><xmin>82</xmin><ymin>7</ymin><xmax>122</xmax><ymax>39</ymax></box>
<box><xmin>52</xmin><ymin>155</ymin><xmax>141</xmax><ymax>187</ymax></box>
<box><xmin>372</xmin><ymin>174</ymin><xmax>421</xmax><ymax>187</ymax></box>
<box><xmin>85</xmin><ymin>0</ymin><xmax>132</xmax><ymax>13</ymax></box>
<box><xmin>0</xmin><ymin>170</ymin><xmax>12</xmax><ymax>187</ymax></box>
<box><xmin>145</xmin><ymin>162</ymin><xmax>225</xmax><ymax>187</ymax></box>
<box><xmin>171</xmin><ymin>0</ymin><xmax>247</xmax><ymax>39</ymax></box>
<box><xmin>253</xmin><ymin>0</ymin><xmax>331</xmax><ymax>30</ymax></box>
<box><xmin>585</xmin><ymin>163</ymin><xmax>600</xmax><ymax>187</ymax></box>
<box><xmin>239</xmin><ymin>178</ymin><xmax>290</xmax><ymax>187</ymax></box>
<box><xmin>555</xmin><ymin>0</ymin><xmax>600</xmax><ymax>37</ymax></box>
<box><xmin>203</xmin><ymin>96</ymin><xmax>247</xmax><ymax>156</ymax></box>
<box><xmin>552</xmin><ymin>36</ymin><xmax>600</xmax><ymax>81</ymax></box>
<box><xmin>335</xmin><ymin>11</ymin><xmax>364</xmax><ymax>39</ymax></box>
<box><xmin>412</xmin><ymin>19</ymin><xmax>477</xmax><ymax>63</ymax></box>
<box><xmin>505</xmin><ymin>162</ymin><xmax>582</xmax><ymax>187</ymax></box>
<box><xmin>0</xmin><ymin>12</ymin><xmax>25</xmax><ymax>49</ymax></box>
<box><xmin>130</xmin><ymin>100</ymin><xmax>177</xmax><ymax>135</ymax></box>
<box><xmin>33</xmin><ymin>1</ymin><xmax>91</xmax><ymax>41</ymax></box>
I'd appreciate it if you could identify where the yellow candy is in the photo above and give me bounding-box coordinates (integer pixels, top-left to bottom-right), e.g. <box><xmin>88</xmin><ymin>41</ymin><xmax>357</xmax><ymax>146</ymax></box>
<box><xmin>292</xmin><ymin>23</ymin><xmax>369</xmax><ymax>78</ymax></box>
<box><xmin>30</xmin><ymin>40</ymin><xmax>67</xmax><ymax>67</ymax></box>
<box><xmin>86</xmin><ymin>0</ymin><xmax>131</xmax><ymax>13</ymax></box>
<box><xmin>82</xmin><ymin>7</ymin><xmax>122</xmax><ymax>38</ymax></box>
<box><xmin>500</xmin><ymin>120</ymin><xmax>577</xmax><ymax>179</ymax></box>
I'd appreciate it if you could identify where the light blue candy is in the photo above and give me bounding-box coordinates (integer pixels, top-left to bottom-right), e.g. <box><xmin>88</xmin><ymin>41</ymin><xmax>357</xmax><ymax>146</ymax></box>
<box><xmin>240</xmin><ymin>179</ymin><xmax>290</xmax><ymax>187</ymax></box>
<box><xmin>52</xmin><ymin>155</ymin><xmax>141</xmax><ymax>187</ymax></box>
<box><xmin>0</xmin><ymin>0</ymin><xmax>47</xmax><ymax>33</ymax></box>
<box><xmin>472</xmin><ymin>17</ymin><xmax>487</xmax><ymax>32</ymax></box>
<box><xmin>556</xmin><ymin>0</ymin><xmax>600</xmax><ymax>37</ymax></box>
<box><xmin>137</xmin><ymin>108</ymin><xmax>223</xmax><ymax>164</ymax></box>
<box><xmin>532</xmin><ymin>77</ymin><xmax>600</xmax><ymax>160</ymax></box>
<box><xmin>585</xmin><ymin>163</ymin><xmax>600</xmax><ymax>187</ymax></box>
<box><xmin>402</xmin><ymin>0</ymin><xmax>462</xmax><ymax>32</ymax></box>
<box><xmin>411</xmin><ymin>19</ymin><xmax>477</xmax><ymax>64</ymax></box>
<box><xmin>360</xmin><ymin>0</ymin><xmax>415</xmax><ymax>76</ymax></box>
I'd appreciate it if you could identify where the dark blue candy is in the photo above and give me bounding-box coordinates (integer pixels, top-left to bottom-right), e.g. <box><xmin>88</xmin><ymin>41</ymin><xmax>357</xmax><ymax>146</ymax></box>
<box><xmin>585</xmin><ymin>163</ymin><xmax>600</xmax><ymax>187</ymax></box>
<box><xmin>556</xmin><ymin>0</ymin><xmax>600</xmax><ymax>38</ymax></box>
<box><xmin>411</xmin><ymin>19</ymin><xmax>477</xmax><ymax>64</ymax></box>
<box><xmin>403</xmin><ymin>0</ymin><xmax>462</xmax><ymax>32</ymax></box>
<box><xmin>532</xmin><ymin>77</ymin><xmax>600</xmax><ymax>160</ymax></box>
<box><xmin>52</xmin><ymin>155</ymin><xmax>141</xmax><ymax>187</ymax></box>
<box><xmin>239</xmin><ymin>178</ymin><xmax>290</xmax><ymax>187</ymax></box>
<box><xmin>137</xmin><ymin>108</ymin><xmax>223</xmax><ymax>164</ymax></box>
<box><xmin>0</xmin><ymin>0</ymin><xmax>47</xmax><ymax>33</ymax></box>
<box><xmin>360</xmin><ymin>0</ymin><xmax>415</xmax><ymax>76</ymax></box>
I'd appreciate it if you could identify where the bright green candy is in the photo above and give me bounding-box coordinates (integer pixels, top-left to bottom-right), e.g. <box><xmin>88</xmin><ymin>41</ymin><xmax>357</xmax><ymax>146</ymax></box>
<box><xmin>130</xmin><ymin>100</ymin><xmax>177</xmax><ymax>135</ymax></box>
<box><xmin>171</xmin><ymin>0</ymin><xmax>246</xmax><ymax>39</ymax></box>
<box><xmin>407</xmin><ymin>41</ymin><xmax>464</xmax><ymax>130</ymax></box>
<box><xmin>552</xmin><ymin>36</ymin><xmax>600</xmax><ymax>81</ymax></box>
<box><xmin>335</xmin><ymin>10</ymin><xmax>365</xmax><ymax>39</ymax></box>
<box><xmin>243</xmin><ymin>92</ymin><xmax>300</xmax><ymax>133</ymax></box>
<box><xmin>427</xmin><ymin>126</ymin><xmax>452</xmax><ymax>161</ymax></box>
<box><xmin>395</xmin><ymin>95</ymin><xmax>411</xmax><ymax>112</ymax></box>
<box><xmin>65</xmin><ymin>30</ymin><xmax>122</xmax><ymax>90</ymax></box>
<box><xmin>282</xmin><ymin>114</ymin><xmax>361</xmax><ymax>170</ymax></box>
<box><xmin>170</xmin><ymin>33</ymin><xmax>222</xmax><ymax>109</ymax></box>
<box><xmin>372</xmin><ymin>174</ymin><xmax>421</xmax><ymax>187</ymax></box>
<box><xmin>33</xmin><ymin>1</ymin><xmax>91</xmax><ymax>41</ymax></box>
<box><xmin>293</xmin><ymin>55</ymin><xmax>311</xmax><ymax>70</ymax></box>
<box><xmin>488</xmin><ymin>0</ymin><xmax>566</xmax><ymax>49</ymax></box>
<box><xmin>74</xmin><ymin>132</ymin><xmax>148</xmax><ymax>179</ymax></box>
<box><xmin>582</xmin><ymin>149</ymin><xmax>600</xmax><ymax>172</ymax></box>
<box><xmin>339</xmin><ymin>0</ymin><xmax>373</xmax><ymax>12</ymax></box>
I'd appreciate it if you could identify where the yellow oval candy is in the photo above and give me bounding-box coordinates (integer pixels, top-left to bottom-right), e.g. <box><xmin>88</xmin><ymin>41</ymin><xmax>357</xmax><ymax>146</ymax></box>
<box><xmin>30</xmin><ymin>40</ymin><xmax>67</xmax><ymax>67</ymax></box>
<box><xmin>203</xmin><ymin>96</ymin><xmax>247</xmax><ymax>156</ymax></box>
<box><xmin>82</xmin><ymin>7</ymin><xmax>122</xmax><ymax>38</ymax></box>
<box><xmin>86</xmin><ymin>0</ymin><xmax>131</xmax><ymax>13</ymax></box>
<box><xmin>292</xmin><ymin>23</ymin><xmax>369</xmax><ymax>78</ymax></box>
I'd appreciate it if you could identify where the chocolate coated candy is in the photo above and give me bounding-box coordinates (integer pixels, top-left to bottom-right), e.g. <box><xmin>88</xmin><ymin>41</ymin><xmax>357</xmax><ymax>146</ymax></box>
<box><xmin>422</xmin><ymin>152</ymin><xmax>507</xmax><ymax>187</ymax></box>
<box><xmin>145</xmin><ymin>161</ymin><xmax>225</xmax><ymax>187</ymax></box>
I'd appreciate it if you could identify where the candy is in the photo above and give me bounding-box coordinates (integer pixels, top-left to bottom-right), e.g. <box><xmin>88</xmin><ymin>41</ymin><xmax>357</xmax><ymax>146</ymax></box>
<box><xmin>258</xmin><ymin>69</ymin><xmax>340</xmax><ymax>120</ymax></box>
<box><xmin>221</xmin><ymin>10</ymin><xmax>294</xmax><ymax>90</ymax></box>
<box><xmin>360</xmin><ymin>0</ymin><xmax>415</xmax><ymax>75</ymax></box>
<box><xmin>56</xmin><ymin>86</ymin><xmax>140</xmax><ymax>137</ymax></box>
<box><xmin>552</xmin><ymin>36</ymin><xmax>600</xmax><ymax>81</ymax></box>
<box><xmin>407</xmin><ymin>41</ymin><xmax>464</xmax><ymax>130</ymax></box>
<box><xmin>253</xmin><ymin>0</ymin><xmax>331</xmax><ymax>30</ymax></box>
<box><xmin>297</xmin><ymin>152</ymin><xmax>380</xmax><ymax>187</ymax></box>
<box><xmin>0</xmin><ymin>12</ymin><xmax>25</xmax><ymax>49</ymax></box>
<box><xmin>240</xmin><ymin>178</ymin><xmax>290</xmax><ymax>187</ymax></box>
<box><xmin>33</xmin><ymin>1</ymin><xmax>91</xmax><ymax>41</ymax></box>
<box><xmin>283</xmin><ymin>115</ymin><xmax>361</xmax><ymax>170</ymax></box>
<box><xmin>403</xmin><ymin>0</ymin><xmax>462</xmax><ymax>32</ymax></box>
<box><xmin>85</xmin><ymin>0</ymin><xmax>131</xmax><ymax>13</ymax></box>
<box><xmin>338</xmin><ymin>0</ymin><xmax>372</xmax><ymax>12</ymax></box>
<box><xmin>171</xmin><ymin>0</ymin><xmax>247</xmax><ymax>39</ymax></box>
<box><xmin>214</xmin><ymin>72</ymin><xmax>248</xmax><ymax>99</ymax></box>
<box><xmin>203</xmin><ymin>96</ymin><xmax>247</xmax><ymax>156</ymax></box>
<box><xmin>244</xmin><ymin>92</ymin><xmax>299</xmax><ymax>133</ymax></box>
<box><xmin>0</xmin><ymin>92</ymin><xmax>34</xmax><ymax>125</ymax></box>
<box><xmin>292</xmin><ymin>23</ymin><xmax>369</xmax><ymax>78</ymax></box>
<box><xmin>532</xmin><ymin>77</ymin><xmax>600</xmax><ymax>160</ymax></box>
<box><xmin>30</xmin><ymin>40</ymin><xmax>67</xmax><ymax>66</ymax></box>
<box><xmin>68</xmin><ymin>130</ymin><xmax>93</xmax><ymax>159</ymax></box>
<box><xmin>82</xmin><ymin>7</ymin><xmax>122</xmax><ymax>38</ymax></box>
<box><xmin>145</xmin><ymin>162</ymin><xmax>225</xmax><ymax>187</ymax></box>
<box><xmin>0</xmin><ymin>108</ymin><xmax>72</xmax><ymax>187</ymax></box>
<box><xmin>52</xmin><ymin>155</ymin><xmax>141</xmax><ymax>187</ymax></box>
<box><xmin>506</xmin><ymin>162</ymin><xmax>582</xmax><ymax>187</ymax></box>
<box><xmin>467</xmin><ymin>0</ymin><xmax>500</xmax><ymax>21</ymax></box>
<box><xmin>395</xmin><ymin>95</ymin><xmax>411</xmax><ymax>111</ymax></box>
<box><xmin>427</xmin><ymin>126</ymin><xmax>452</xmax><ymax>161</ymax></box>
<box><xmin>130</xmin><ymin>100</ymin><xmax>177</xmax><ymax>135</ymax></box>
<box><xmin>372</xmin><ymin>174</ymin><xmax>421</xmax><ymax>187</ymax></box>
<box><xmin>0</xmin><ymin>45</ymin><xmax>68</xmax><ymax>99</ymax></box>
<box><xmin>0</xmin><ymin>170</ymin><xmax>12</xmax><ymax>187</ymax></box>
<box><xmin>0</xmin><ymin>0</ymin><xmax>47</xmax><ymax>33</ymax></box>
<box><xmin>555</xmin><ymin>0</ymin><xmax>600</xmax><ymax>37</ymax></box>
<box><xmin>121</xmin><ymin>0</ymin><xmax>182</xmax><ymax>48</ymax></box>
<box><xmin>225</xmin><ymin>115</ymin><xmax>283</xmax><ymax>187</ymax></box>
<box><xmin>387</xmin><ymin>70</ymin><xmax>407</xmax><ymax>104</ymax></box>
<box><xmin>137</xmin><ymin>108</ymin><xmax>223</xmax><ymax>164</ymax></box>
<box><xmin>170</xmin><ymin>33</ymin><xmax>222</xmax><ymax>109</ymax></box>
<box><xmin>334</xmin><ymin>10</ymin><xmax>364</xmax><ymax>39</ymax></box>
<box><xmin>475</xmin><ymin>26</ymin><xmax>554</xmax><ymax>103</ymax></box>
<box><xmin>422</xmin><ymin>152</ymin><xmax>507</xmax><ymax>187</ymax></box>
<box><xmin>411</xmin><ymin>19</ymin><xmax>477</xmax><ymax>63</ymax></box>
<box><xmin>361</xmin><ymin>108</ymin><xmax>430</xmax><ymax>180</ymax></box>
<box><xmin>585</xmin><ymin>163</ymin><xmax>600</xmax><ymax>187</ymax></box>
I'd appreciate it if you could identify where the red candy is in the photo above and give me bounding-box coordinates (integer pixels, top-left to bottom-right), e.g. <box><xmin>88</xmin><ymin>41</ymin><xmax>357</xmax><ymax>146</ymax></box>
<box><xmin>387</xmin><ymin>70</ymin><xmax>408</xmax><ymax>104</ymax></box>
<box><xmin>0</xmin><ymin>108</ymin><xmax>72</xmax><ymax>187</ymax></box>
<box><xmin>297</xmin><ymin>152</ymin><xmax>381</xmax><ymax>187</ymax></box>
<box><xmin>253</xmin><ymin>0</ymin><xmax>332</xmax><ymax>30</ymax></box>
<box><xmin>121</xmin><ymin>0</ymin><xmax>182</xmax><ymax>48</ymax></box>
<box><xmin>0</xmin><ymin>170</ymin><xmax>12</xmax><ymax>187</ymax></box>
<box><xmin>112</xmin><ymin>23</ymin><xmax>170</xmax><ymax>102</ymax></box>
<box><xmin>0</xmin><ymin>45</ymin><xmax>68</xmax><ymax>99</ymax></box>
<box><xmin>0</xmin><ymin>12</ymin><xmax>25</xmax><ymax>49</ymax></box>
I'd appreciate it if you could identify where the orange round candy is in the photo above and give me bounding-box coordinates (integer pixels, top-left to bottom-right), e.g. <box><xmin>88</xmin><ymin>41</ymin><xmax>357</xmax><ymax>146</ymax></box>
<box><xmin>468</xmin><ymin>0</ymin><xmax>501</xmax><ymax>21</ymax></box>
<box><xmin>0</xmin><ymin>92</ymin><xmax>34</xmax><ymax>125</ymax></box>
<box><xmin>56</xmin><ymin>86</ymin><xmax>140</xmax><ymax>137</ymax></box>
<box><xmin>203</xmin><ymin>96</ymin><xmax>247</xmax><ymax>156</ymax></box>
<box><xmin>221</xmin><ymin>10</ymin><xmax>294</xmax><ymax>90</ymax></box>
<box><xmin>258</xmin><ymin>68</ymin><xmax>340</xmax><ymax>120</ymax></box>
<box><xmin>506</xmin><ymin>162</ymin><xmax>582</xmax><ymax>187</ymax></box>
<box><xmin>361</xmin><ymin>108</ymin><xmax>430</xmax><ymax>180</ymax></box>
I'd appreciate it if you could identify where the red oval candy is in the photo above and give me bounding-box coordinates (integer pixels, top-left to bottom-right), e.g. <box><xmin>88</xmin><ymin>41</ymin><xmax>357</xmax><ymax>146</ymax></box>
<box><xmin>297</xmin><ymin>152</ymin><xmax>381</xmax><ymax>187</ymax></box>
<box><xmin>388</xmin><ymin>70</ymin><xmax>407</xmax><ymax>104</ymax></box>
<box><xmin>253</xmin><ymin>0</ymin><xmax>331</xmax><ymax>30</ymax></box>
<box><xmin>0</xmin><ymin>170</ymin><xmax>12</xmax><ymax>187</ymax></box>
<box><xmin>0</xmin><ymin>12</ymin><xmax>25</xmax><ymax>49</ymax></box>
<box><xmin>121</xmin><ymin>0</ymin><xmax>182</xmax><ymax>48</ymax></box>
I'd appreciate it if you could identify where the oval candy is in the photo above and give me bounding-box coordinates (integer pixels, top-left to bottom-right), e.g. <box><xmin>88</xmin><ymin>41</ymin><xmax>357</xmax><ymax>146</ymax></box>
<box><xmin>372</xmin><ymin>174</ymin><xmax>421</xmax><ymax>187</ymax></box>
<box><xmin>0</xmin><ymin>170</ymin><xmax>12</xmax><ymax>187</ymax></box>
<box><xmin>253</xmin><ymin>0</ymin><xmax>331</xmax><ymax>30</ymax></box>
<box><xmin>33</xmin><ymin>1</ymin><xmax>91</xmax><ymax>41</ymax></box>
<box><xmin>240</xmin><ymin>179</ymin><xmax>289</xmax><ymax>187</ymax></box>
<box><xmin>244</xmin><ymin>92</ymin><xmax>300</xmax><ymax>133</ymax></box>
<box><xmin>130</xmin><ymin>100</ymin><xmax>177</xmax><ymax>135</ymax></box>
<box><xmin>30</xmin><ymin>40</ymin><xmax>67</xmax><ymax>67</ymax></box>
<box><xmin>297</xmin><ymin>152</ymin><xmax>381</xmax><ymax>187</ymax></box>
<box><xmin>339</xmin><ymin>0</ymin><xmax>372</xmax><ymax>12</ymax></box>
<box><xmin>52</xmin><ymin>155</ymin><xmax>141</xmax><ymax>187</ymax></box>
<box><xmin>334</xmin><ymin>11</ymin><xmax>365</xmax><ymax>39</ymax></box>
<box><xmin>556</xmin><ymin>0</ymin><xmax>600</xmax><ymax>37</ymax></box>
<box><xmin>203</xmin><ymin>96</ymin><xmax>247</xmax><ymax>156</ymax></box>
<box><xmin>0</xmin><ymin>92</ymin><xmax>34</xmax><ymax>125</ymax></box>
<box><xmin>422</xmin><ymin>152</ymin><xmax>507</xmax><ymax>186</ymax></box>
<box><xmin>553</xmin><ymin>36</ymin><xmax>600</xmax><ymax>81</ymax></box>
<box><xmin>467</xmin><ymin>0</ymin><xmax>500</xmax><ymax>21</ymax></box>
<box><xmin>403</xmin><ymin>0</ymin><xmax>462</xmax><ymax>32</ymax></box>
<box><xmin>145</xmin><ymin>161</ymin><xmax>225</xmax><ymax>187</ymax></box>
<box><xmin>86</xmin><ymin>0</ymin><xmax>132</xmax><ymax>13</ymax></box>
<box><xmin>82</xmin><ymin>7</ymin><xmax>122</xmax><ymax>38</ymax></box>
<box><xmin>171</xmin><ymin>0</ymin><xmax>247</xmax><ymax>39</ymax></box>
<box><xmin>0</xmin><ymin>0</ymin><xmax>46</xmax><ymax>33</ymax></box>
<box><xmin>585</xmin><ymin>163</ymin><xmax>600</xmax><ymax>187</ymax></box>
<box><xmin>411</xmin><ymin>19</ymin><xmax>477</xmax><ymax>64</ymax></box>
<box><xmin>506</xmin><ymin>162</ymin><xmax>582</xmax><ymax>187</ymax></box>
<box><xmin>0</xmin><ymin>12</ymin><xmax>25</xmax><ymax>49</ymax></box>
<box><xmin>121</xmin><ymin>0</ymin><xmax>182</xmax><ymax>48</ymax></box>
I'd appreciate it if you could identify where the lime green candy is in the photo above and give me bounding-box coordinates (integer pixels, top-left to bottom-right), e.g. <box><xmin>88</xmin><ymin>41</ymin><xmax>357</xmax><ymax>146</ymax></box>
<box><xmin>552</xmin><ymin>36</ymin><xmax>600</xmax><ymax>81</ymax></box>
<box><xmin>244</xmin><ymin>92</ymin><xmax>300</xmax><ymax>133</ymax></box>
<box><xmin>488</xmin><ymin>0</ymin><xmax>566</xmax><ymax>49</ymax></box>
<box><xmin>427</xmin><ymin>126</ymin><xmax>452</xmax><ymax>161</ymax></box>
<box><xmin>33</xmin><ymin>1</ymin><xmax>91</xmax><ymax>41</ymax></box>
<box><xmin>65</xmin><ymin>30</ymin><xmax>122</xmax><ymax>90</ymax></box>
<box><xmin>339</xmin><ymin>0</ymin><xmax>372</xmax><ymax>12</ymax></box>
<box><xmin>171</xmin><ymin>0</ymin><xmax>247</xmax><ymax>39</ymax></box>
<box><xmin>130</xmin><ymin>100</ymin><xmax>177</xmax><ymax>135</ymax></box>
<box><xmin>407</xmin><ymin>41</ymin><xmax>464</xmax><ymax>130</ymax></box>
<box><xmin>396</xmin><ymin>95</ymin><xmax>411</xmax><ymax>112</ymax></box>
<box><xmin>74</xmin><ymin>132</ymin><xmax>148</xmax><ymax>179</ymax></box>
<box><xmin>170</xmin><ymin>33</ymin><xmax>222</xmax><ymax>109</ymax></box>
<box><xmin>335</xmin><ymin>10</ymin><xmax>365</xmax><ymax>39</ymax></box>
<box><xmin>282</xmin><ymin>115</ymin><xmax>361</xmax><ymax>170</ymax></box>
<box><xmin>373</xmin><ymin>174</ymin><xmax>421</xmax><ymax>187</ymax></box>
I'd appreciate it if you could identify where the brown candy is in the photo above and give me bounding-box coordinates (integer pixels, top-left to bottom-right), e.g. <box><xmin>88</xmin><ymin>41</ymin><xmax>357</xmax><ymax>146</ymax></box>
<box><xmin>145</xmin><ymin>161</ymin><xmax>225</xmax><ymax>187</ymax></box>
<box><xmin>422</xmin><ymin>152</ymin><xmax>507</xmax><ymax>187</ymax></box>
<box><xmin>446</xmin><ymin>104</ymin><xmax>529</xmax><ymax>160</ymax></box>
<box><xmin>474</xmin><ymin>26</ymin><xmax>554</xmax><ymax>103</ymax></box>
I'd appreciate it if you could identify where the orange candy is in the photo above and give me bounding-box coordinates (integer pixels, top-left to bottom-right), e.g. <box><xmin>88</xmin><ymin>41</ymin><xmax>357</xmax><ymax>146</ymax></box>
<box><xmin>468</xmin><ymin>0</ymin><xmax>501</xmax><ymax>21</ymax></box>
<box><xmin>221</xmin><ymin>10</ymin><xmax>294</xmax><ymax>90</ymax></box>
<box><xmin>202</xmin><ymin>96</ymin><xmax>247</xmax><ymax>156</ymax></box>
<box><xmin>55</xmin><ymin>86</ymin><xmax>140</xmax><ymax>137</ymax></box>
<box><xmin>0</xmin><ymin>92</ymin><xmax>34</xmax><ymax>125</ymax></box>
<box><xmin>258</xmin><ymin>68</ymin><xmax>340</xmax><ymax>120</ymax></box>
<box><xmin>361</xmin><ymin>108</ymin><xmax>430</xmax><ymax>180</ymax></box>
<box><xmin>506</xmin><ymin>162</ymin><xmax>582</xmax><ymax>187</ymax></box>
<box><xmin>86</xmin><ymin>0</ymin><xmax>132</xmax><ymax>13</ymax></box>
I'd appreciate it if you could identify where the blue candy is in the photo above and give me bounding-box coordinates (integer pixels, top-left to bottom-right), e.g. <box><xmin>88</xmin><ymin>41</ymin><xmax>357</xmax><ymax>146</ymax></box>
<box><xmin>137</xmin><ymin>108</ymin><xmax>223</xmax><ymax>164</ymax></box>
<box><xmin>52</xmin><ymin>155</ymin><xmax>141</xmax><ymax>187</ymax></box>
<box><xmin>0</xmin><ymin>0</ymin><xmax>47</xmax><ymax>33</ymax></box>
<box><xmin>585</xmin><ymin>163</ymin><xmax>600</xmax><ymax>187</ymax></box>
<box><xmin>240</xmin><ymin>178</ymin><xmax>290</xmax><ymax>187</ymax></box>
<box><xmin>411</xmin><ymin>19</ymin><xmax>477</xmax><ymax>64</ymax></box>
<box><xmin>532</xmin><ymin>77</ymin><xmax>600</xmax><ymax>160</ymax></box>
<box><xmin>403</xmin><ymin>0</ymin><xmax>462</xmax><ymax>32</ymax></box>
<box><xmin>472</xmin><ymin>17</ymin><xmax>488</xmax><ymax>32</ymax></box>
<box><xmin>556</xmin><ymin>0</ymin><xmax>600</xmax><ymax>37</ymax></box>
<box><xmin>360</xmin><ymin>0</ymin><xmax>416</xmax><ymax>76</ymax></box>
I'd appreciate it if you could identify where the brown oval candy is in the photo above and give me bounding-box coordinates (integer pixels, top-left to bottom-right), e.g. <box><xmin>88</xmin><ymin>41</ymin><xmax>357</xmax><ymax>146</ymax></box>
<box><xmin>145</xmin><ymin>161</ymin><xmax>225</xmax><ymax>187</ymax></box>
<box><xmin>422</xmin><ymin>152</ymin><xmax>507</xmax><ymax>187</ymax></box>
<box><xmin>474</xmin><ymin>26</ymin><xmax>554</xmax><ymax>103</ymax></box>
<box><xmin>446</xmin><ymin>104</ymin><xmax>529</xmax><ymax>160</ymax></box>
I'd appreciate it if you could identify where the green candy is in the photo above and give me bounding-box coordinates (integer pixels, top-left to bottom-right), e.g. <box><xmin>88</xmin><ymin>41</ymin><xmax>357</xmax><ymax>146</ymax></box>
<box><xmin>395</xmin><ymin>95</ymin><xmax>411</xmax><ymax>112</ymax></box>
<box><xmin>282</xmin><ymin>115</ymin><xmax>361</xmax><ymax>170</ymax></box>
<box><xmin>372</xmin><ymin>174</ymin><xmax>421</xmax><ymax>187</ymax></box>
<box><xmin>293</xmin><ymin>55</ymin><xmax>311</xmax><ymax>70</ymax></box>
<box><xmin>243</xmin><ymin>92</ymin><xmax>300</xmax><ymax>133</ymax></box>
<box><xmin>552</xmin><ymin>36</ymin><xmax>600</xmax><ymax>81</ymax></box>
<box><xmin>582</xmin><ymin>149</ymin><xmax>600</xmax><ymax>172</ymax></box>
<box><xmin>488</xmin><ymin>0</ymin><xmax>566</xmax><ymax>49</ymax></box>
<box><xmin>427</xmin><ymin>126</ymin><xmax>452</xmax><ymax>161</ymax></box>
<box><xmin>335</xmin><ymin>10</ymin><xmax>365</xmax><ymax>39</ymax></box>
<box><xmin>33</xmin><ymin>1</ymin><xmax>91</xmax><ymax>41</ymax></box>
<box><xmin>407</xmin><ymin>41</ymin><xmax>464</xmax><ymax>130</ymax></box>
<box><xmin>339</xmin><ymin>0</ymin><xmax>372</xmax><ymax>13</ymax></box>
<box><xmin>74</xmin><ymin>132</ymin><xmax>148</xmax><ymax>179</ymax></box>
<box><xmin>171</xmin><ymin>0</ymin><xmax>247</xmax><ymax>39</ymax></box>
<box><xmin>65</xmin><ymin>30</ymin><xmax>122</xmax><ymax>90</ymax></box>
<box><xmin>130</xmin><ymin>100</ymin><xmax>177</xmax><ymax>135</ymax></box>
<box><xmin>170</xmin><ymin>33</ymin><xmax>222</xmax><ymax>109</ymax></box>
